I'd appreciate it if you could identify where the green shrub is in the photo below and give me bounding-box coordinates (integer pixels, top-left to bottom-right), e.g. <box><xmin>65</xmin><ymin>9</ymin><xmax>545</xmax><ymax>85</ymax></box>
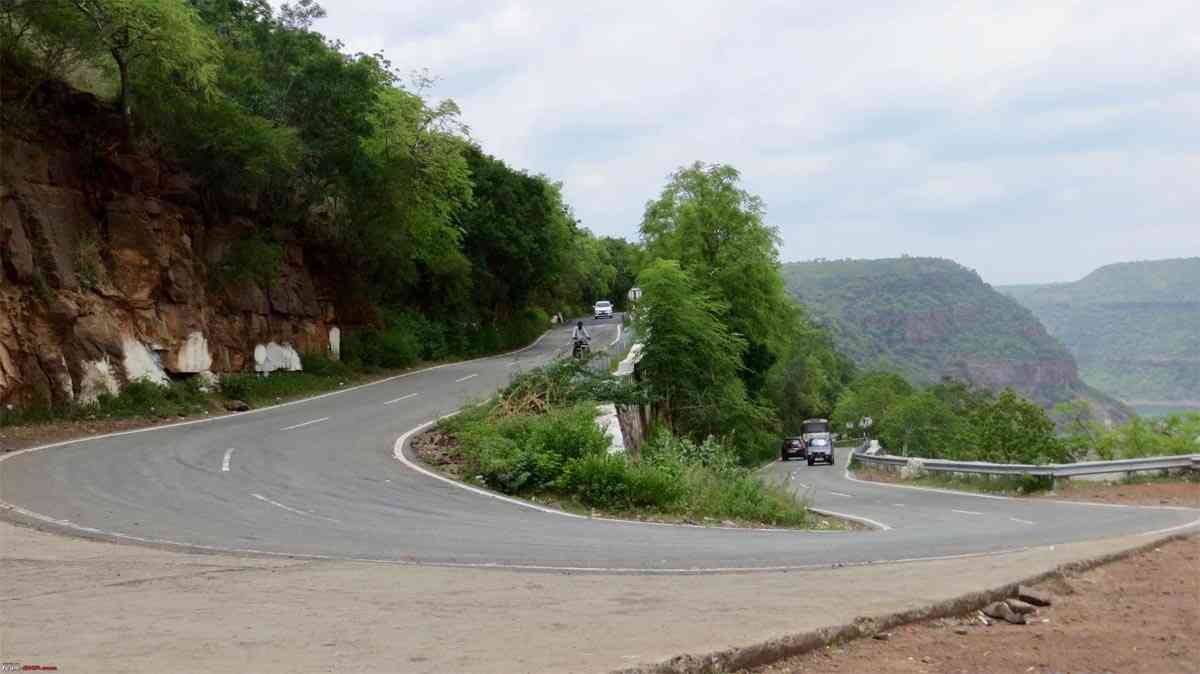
<box><xmin>456</xmin><ymin>403</ymin><xmax>607</xmax><ymax>492</ymax></box>
<box><xmin>219</xmin><ymin>374</ymin><xmax>253</xmax><ymax>401</ymax></box>
<box><xmin>90</xmin><ymin>378</ymin><xmax>209</xmax><ymax>419</ymax></box>
<box><xmin>215</xmin><ymin>235</ymin><xmax>283</xmax><ymax>287</ymax></box>
<box><xmin>300</xmin><ymin>352</ymin><xmax>353</xmax><ymax>378</ymax></box>
<box><xmin>558</xmin><ymin>454</ymin><xmax>635</xmax><ymax>508</ymax></box>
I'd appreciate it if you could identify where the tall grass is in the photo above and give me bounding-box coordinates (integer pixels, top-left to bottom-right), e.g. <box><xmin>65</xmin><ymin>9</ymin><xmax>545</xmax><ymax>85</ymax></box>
<box><xmin>440</xmin><ymin>368</ymin><xmax>809</xmax><ymax>527</ymax></box>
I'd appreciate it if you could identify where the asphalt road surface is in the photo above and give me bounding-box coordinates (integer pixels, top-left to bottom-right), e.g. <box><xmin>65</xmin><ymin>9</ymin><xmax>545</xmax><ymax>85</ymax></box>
<box><xmin>2</xmin><ymin>316</ymin><xmax>1197</xmax><ymax>572</ymax></box>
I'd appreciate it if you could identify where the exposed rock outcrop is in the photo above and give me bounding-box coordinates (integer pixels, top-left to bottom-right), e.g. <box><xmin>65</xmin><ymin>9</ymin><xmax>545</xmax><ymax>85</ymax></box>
<box><xmin>0</xmin><ymin>68</ymin><xmax>340</xmax><ymax>408</ymax></box>
<box><xmin>782</xmin><ymin>257</ymin><xmax>1131</xmax><ymax>420</ymax></box>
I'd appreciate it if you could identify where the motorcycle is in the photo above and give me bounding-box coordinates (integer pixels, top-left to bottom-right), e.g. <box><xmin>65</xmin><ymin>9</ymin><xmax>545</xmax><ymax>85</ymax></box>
<box><xmin>572</xmin><ymin>338</ymin><xmax>591</xmax><ymax>359</ymax></box>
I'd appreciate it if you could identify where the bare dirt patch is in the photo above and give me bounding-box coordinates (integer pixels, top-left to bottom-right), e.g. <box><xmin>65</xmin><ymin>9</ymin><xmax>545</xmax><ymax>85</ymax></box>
<box><xmin>853</xmin><ymin>464</ymin><xmax>1200</xmax><ymax>507</ymax></box>
<box><xmin>0</xmin><ymin>415</ymin><xmax>209</xmax><ymax>453</ymax></box>
<box><xmin>743</xmin><ymin>535</ymin><xmax>1200</xmax><ymax>674</ymax></box>
<box><xmin>410</xmin><ymin>428</ymin><xmax>467</xmax><ymax>480</ymax></box>
<box><xmin>1040</xmin><ymin>479</ymin><xmax>1200</xmax><ymax>507</ymax></box>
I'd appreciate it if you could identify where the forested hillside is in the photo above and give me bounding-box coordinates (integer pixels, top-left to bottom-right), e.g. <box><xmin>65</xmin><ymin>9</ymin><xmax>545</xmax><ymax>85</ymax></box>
<box><xmin>781</xmin><ymin>257</ymin><xmax>1126</xmax><ymax>417</ymax></box>
<box><xmin>1002</xmin><ymin>258</ymin><xmax>1200</xmax><ymax>414</ymax></box>
<box><xmin>0</xmin><ymin>0</ymin><xmax>637</xmax><ymax>408</ymax></box>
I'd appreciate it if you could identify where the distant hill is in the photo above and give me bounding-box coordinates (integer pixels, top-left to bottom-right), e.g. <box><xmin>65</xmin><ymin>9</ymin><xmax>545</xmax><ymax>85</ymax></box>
<box><xmin>1001</xmin><ymin>258</ymin><xmax>1200</xmax><ymax>414</ymax></box>
<box><xmin>782</xmin><ymin>257</ymin><xmax>1127</xmax><ymax>418</ymax></box>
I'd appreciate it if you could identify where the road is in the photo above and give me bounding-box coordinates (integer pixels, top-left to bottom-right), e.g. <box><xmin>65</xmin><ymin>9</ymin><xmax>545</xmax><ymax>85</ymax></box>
<box><xmin>1</xmin><ymin>316</ymin><xmax>1197</xmax><ymax>572</ymax></box>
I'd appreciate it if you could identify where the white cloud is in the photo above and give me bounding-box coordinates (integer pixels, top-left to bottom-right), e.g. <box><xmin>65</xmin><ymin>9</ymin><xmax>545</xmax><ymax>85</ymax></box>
<box><xmin>314</xmin><ymin>0</ymin><xmax>1200</xmax><ymax>284</ymax></box>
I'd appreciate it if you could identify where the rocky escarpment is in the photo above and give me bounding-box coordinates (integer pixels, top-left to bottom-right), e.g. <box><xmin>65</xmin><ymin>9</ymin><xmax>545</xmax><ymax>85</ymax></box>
<box><xmin>1002</xmin><ymin>259</ymin><xmax>1200</xmax><ymax>414</ymax></box>
<box><xmin>1</xmin><ymin>75</ymin><xmax>341</xmax><ymax>409</ymax></box>
<box><xmin>781</xmin><ymin>257</ymin><xmax>1129</xmax><ymax>420</ymax></box>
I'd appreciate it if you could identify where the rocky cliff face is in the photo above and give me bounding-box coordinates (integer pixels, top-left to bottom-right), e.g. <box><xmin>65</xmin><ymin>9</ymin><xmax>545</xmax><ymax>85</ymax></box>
<box><xmin>781</xmin><ymin>257</ymin><xmax>1129</xmax><ymax>420</ymax></box>
<box><xmin>1</xmin><ymin>77</ymin><xmax>340</xmax><ymax>408</ymax></box>
<box><xmin>1002</xmin><ymin>259</ymin><xmax>1200</xmax><ymax>414</ymax></box>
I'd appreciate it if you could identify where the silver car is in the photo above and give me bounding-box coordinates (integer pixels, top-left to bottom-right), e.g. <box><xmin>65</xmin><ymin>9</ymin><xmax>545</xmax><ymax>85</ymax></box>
<box><xmin>593</xmin><ymin>300</ymin><xmax>614</xmax><ymax>319</ymax></box>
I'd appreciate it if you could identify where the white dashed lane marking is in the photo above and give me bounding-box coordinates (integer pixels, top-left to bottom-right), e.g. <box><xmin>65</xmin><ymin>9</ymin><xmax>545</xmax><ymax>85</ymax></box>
<box><xmin>251</xmin><ymin>493</ymin><xmax>341</xmax><ymax>523</ymax></box>
<box><xmin>221</xmin><ymin>448</ymin><xmax>234</xmax><ymax>472</ymax></box>
<box><xmin>279</xmin><ymin>417</ymin><xmax>330</xmax><ymax>432</ymax></box>
<box><xmin>383</xmin><ymin>393</ymin><xmax>419</xmax><ymax>406</ymax></box>
<box><xmin>1010</xmin><ymin>517</ymin><xmax>1036</xmax><ymax>525</ymax></box>
<box><xmin>952</xmin><ymin>509</ymin><xmax>984</xmax><ymax>515</ymax></box>
<box><xmin>455</xmin><ymin>374</ymin><xmax>478</xmax><ymax>383</ymax></box>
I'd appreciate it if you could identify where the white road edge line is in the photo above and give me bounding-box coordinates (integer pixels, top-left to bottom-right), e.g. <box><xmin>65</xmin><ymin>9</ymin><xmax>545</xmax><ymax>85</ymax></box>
<box><xmin>952</xmin><ymin>509</ymin><xmax>984</xmax><ymax>515</ymax></box>
<box><xmin>610</xmin><ymin>322</ymin><xmax>623</xmax><ymax>347</ymax></box>
<box><xmin>221</xmin><ymin>448</ymin><xmax>234</xmax><ymax>473</ymax></box>
<box><xmin>1009</xmin><ymin>517</ymin><xmax>1036</xmax><ymax>525</ymax></box>
<box><xmin>454</xmin><ymin>374</ymin><xmax>478</xmax><ymax>383</ymax></box>
<box><xmin>0</xmin><ymin>330</ymin><xmax>551</xmax><ymax>463</ymax></box>
<box><xmin>251</xmin><ymin>493</ymin><xmax>340</xmax><ymax>523</ymax></box>
<box><xmin>2</xmin><ymin>486</ymin><xmax>1190</xmax><ymax>570</ymax></box>
<box><xmin>807</xmin><ymin>507</ymin><xmax>893</xmax><ymax>532</ymax></box>
<box><xmin>383</xmin><ymin>393</ymin><xmax>419</xmax><ymax>406</ymax></box>
<box><xmin>279</xmin><ymin>417</ymin><xmax>329</xmax><ymax>432</ymax></box>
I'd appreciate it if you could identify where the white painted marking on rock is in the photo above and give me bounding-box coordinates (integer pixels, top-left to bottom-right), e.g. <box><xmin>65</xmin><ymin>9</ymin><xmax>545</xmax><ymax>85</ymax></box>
<box><xmin>251</xmin><ymin>493</ymin><xmax>340</xmax><ymax>523</ymax></box>
<box><xmin>279</xmin><ymin>417</ymin><xmax>329</xmax><ymax>431</ymax></box>
<box><xmin>952</xmin><ymin>509</ymin><xmax>984</xmax><ymax>515</ymax></box>
<box><xmin>221</xmin><ymin>448</ymin><xmax>234</xmax><ymax>473</ymax></box>
<box><xmin>1009</xmin><ymin>517</ymin><xmax>1036</xmax><ymax>525</ymax></box>
<box><xmin>383</xmin><ymin>393</ymin><xmax>419</xmax><ymax>406</ymax></box>
<box><xmin>454</xmin><ymin>374</ymin><xmax>478</xmax><ymax>383</ymax></box>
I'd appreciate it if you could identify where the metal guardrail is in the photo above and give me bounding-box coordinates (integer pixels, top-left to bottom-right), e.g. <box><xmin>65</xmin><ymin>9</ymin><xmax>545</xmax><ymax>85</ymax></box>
<box><xmin>852</xmin><ymin>447</ymin><xmax>1200</xmax><ymax>478</ymax></box>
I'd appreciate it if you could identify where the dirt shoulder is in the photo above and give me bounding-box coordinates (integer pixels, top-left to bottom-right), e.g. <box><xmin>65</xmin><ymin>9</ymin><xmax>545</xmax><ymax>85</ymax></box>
<box><xmin>852</xmin><ymin>465</ymin><xmax>1200</xmax><ymax>507</ymax></box>
<box><xmin>3</xmin><ymin>519</ymin><xmax>1191</xmax><ymax>674</ymax></box>
<box><xmin>743</xmin><ymin>535</ymin><xmax>1199</xmax><ymax>674</ymax></box>
<box><xmin>1037</xmin><ymin>479</ymin><xmax>1200</xmax><ymax>507</ymax></box>
<box><xmin>0</xmin><ymin>369</ymin><xmax>405</xmax><ymax>454</ymax></box>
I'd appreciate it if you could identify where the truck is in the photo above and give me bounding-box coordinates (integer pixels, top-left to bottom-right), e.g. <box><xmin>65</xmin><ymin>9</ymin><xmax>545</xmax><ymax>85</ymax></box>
<box><xmin>800</xmin><ymin>418</ymin><xmax>834</xmax><ymax>466</ymax></box>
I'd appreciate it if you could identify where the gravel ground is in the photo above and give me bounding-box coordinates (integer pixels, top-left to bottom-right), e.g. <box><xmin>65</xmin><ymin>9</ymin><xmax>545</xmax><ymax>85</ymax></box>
<box><xmin>743</xmin><ymin>535</ymin><xmax>1199</xmax><ymax>674</ymax></box>
<box><xmin>854</xmin><ymin>466</ymin><xmax>1199</xmax><ymax>507</ymax></box>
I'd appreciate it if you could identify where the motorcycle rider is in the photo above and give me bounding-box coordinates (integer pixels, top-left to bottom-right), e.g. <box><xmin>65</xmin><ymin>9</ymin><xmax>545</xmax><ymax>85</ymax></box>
<box><xmin>571</xmin><ymin>320</ymin><xmax>591</xmax><ymax>355</ymax></box>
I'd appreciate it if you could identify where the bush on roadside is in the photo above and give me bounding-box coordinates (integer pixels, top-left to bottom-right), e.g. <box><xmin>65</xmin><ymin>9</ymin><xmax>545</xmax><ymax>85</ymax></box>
<box><xmin>557</xmin><ymin>454</ymin><xmax>685</xmax><ymax>510</ymax></box>
<box><xmin>87</xmin><ymin>378</ymin><xmax>209</xmax><ymax>419</ymax></box>
<box><xmin>442</xmin><ymin>387</ymin><xmax>809</xmax><ymax>526</ymax></box>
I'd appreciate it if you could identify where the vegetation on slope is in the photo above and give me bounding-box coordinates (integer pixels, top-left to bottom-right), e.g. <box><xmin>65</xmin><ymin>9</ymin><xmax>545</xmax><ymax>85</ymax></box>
<box><xmin>836</xmin><ymin>373</ymin><xmax>1200</xmax><ymax>465</ymax></box>
<box><xmin>434</xmin><ymin>360</ymin><xmax>813</xmax><ymax>527</ymax></box>
<box><xmin>1</xmin><ymin>0</ymin><xmax>640</xmax><ymax>368</ymax></box>
<box><xmin>779</xmin><ymin>256</ymin><xmax>1124</xmax><ymax>412</ymax></box>
<box><xmin>634</xmin><ymin>163</ymin><xmax>855</xmax><ymax>463</ymax></box>
<box><xmin>1002</xmin><ymin>258</ymin><xmax>1200</xmax><ymax>408</ymax></box>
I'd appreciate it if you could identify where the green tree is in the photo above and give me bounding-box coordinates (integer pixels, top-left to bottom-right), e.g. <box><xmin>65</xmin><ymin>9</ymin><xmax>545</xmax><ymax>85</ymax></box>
<box><xmin>599</xmin><ymin>236</ymin><xmax>643</xmax><ymax>309</ymax></box>
<box><xmin>68</xmin><ymin>0</ymin><xmax>218</xmax><ymax>138</ymax></box>
<box><xmin>875</xmin><ymin>391</ymin><xmax>966</xmax><ymax>458</ymax></box>
<box><xmin>640</xmin><ymin>161</ymin><xmax>789</xmax><ymax>395</ymax></box>
<box><xmin>970</xmin><ymin>389</ymin><xmax>1067</xmax><ymax>464</ymax></box>
<box><xmin>765</xmin><ymin>306</ymin><xmax>855</xmax><ymax>432</ymax></box>
<box><xmin>831</xmin><ymin>371</ymin><xmax>914</xmax><ymax>435</ymax></box>
<box><xmin>634</xmin><ymin>259</ymin><xmax>767</xmax><ymax>451</ymax></box>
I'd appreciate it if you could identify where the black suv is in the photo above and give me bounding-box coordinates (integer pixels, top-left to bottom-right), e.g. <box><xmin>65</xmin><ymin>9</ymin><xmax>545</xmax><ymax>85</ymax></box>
<box><xmin>780</xmin><ymin>436</ymin><xmax>806</xmax><ymax>461</ymax></box>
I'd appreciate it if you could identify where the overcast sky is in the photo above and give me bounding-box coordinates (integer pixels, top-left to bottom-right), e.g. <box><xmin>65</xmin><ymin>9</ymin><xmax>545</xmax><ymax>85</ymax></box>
<box><xmin>314</xmin><ymin>1</ymin><xmax>1199</xmax><ymax>285</ymax></box>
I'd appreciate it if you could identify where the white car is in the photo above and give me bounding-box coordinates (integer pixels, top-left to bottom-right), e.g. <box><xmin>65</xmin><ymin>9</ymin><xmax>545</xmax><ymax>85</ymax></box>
<box><xmin>593</xmin><ymin>300</ymin><xmax>614</xmax><ymax>319</ymax></box>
